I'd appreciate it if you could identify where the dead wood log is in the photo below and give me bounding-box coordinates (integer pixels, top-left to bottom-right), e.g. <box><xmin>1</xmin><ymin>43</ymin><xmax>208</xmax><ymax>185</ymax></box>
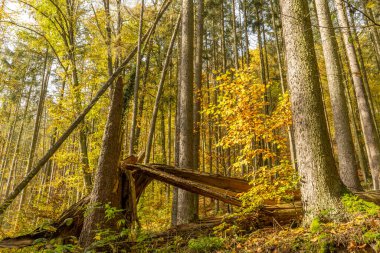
<box><xmin>147</xmin><ymin>164</ymin><xmax>251</xmax><ymax>193</ymax></box>
<box><xmin>122</xmin><ymin>164</ymin><xmax>242</xmax><ymax>206</ymax></box>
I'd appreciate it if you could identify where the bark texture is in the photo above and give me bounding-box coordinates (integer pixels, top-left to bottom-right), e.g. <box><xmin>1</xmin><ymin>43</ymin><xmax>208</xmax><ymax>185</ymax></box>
<box><xmin>280</xmin><ymin>0</ymin><xmax>347</xmax><ymax>223</ymax></box>
<box><xmin>177</xmin><ymin>0</ymin><xmax>196</xmax><ymax>225</ymax></box>
<box><xmin>334</xmin><ymin>0</ymin><xmax>380</xmax><ymax>189</ymax></box>
<box><xmin>314</xmin><ymin>0</ymin><xmax>362</xmax><ymax>191</ymax></box>
<box><xmin>79</xmin><ymin>77</ymin><xmax>124</xmax><ymax>249</ymax></box>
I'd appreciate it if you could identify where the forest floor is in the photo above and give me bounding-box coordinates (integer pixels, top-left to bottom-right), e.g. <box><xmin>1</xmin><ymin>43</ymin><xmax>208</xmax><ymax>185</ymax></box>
<box><xmin>1</xmin><ymin>196</ymin><xmax>380</xmax><ymax>252</ymax></box>
<box><xmin>136</xmin><ymin>197</ymin><xmax>380</xmax><ymax>253</ymax></box>
<box><xmin>139</xmin><ymin>212</ymin><xmax>380</xmax><ymax>252</ymax></box>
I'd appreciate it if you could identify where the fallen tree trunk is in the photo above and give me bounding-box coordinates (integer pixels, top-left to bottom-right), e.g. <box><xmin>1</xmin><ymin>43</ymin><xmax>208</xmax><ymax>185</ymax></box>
<box><xmin>147</xmin><ymin>164</ymin><xmax>251</xmax><ymax>193</ymax></box>
<box><xmin>121</xmin><ymin>164</ymin><xmax>242</xmax><ymax>206</ymax></box>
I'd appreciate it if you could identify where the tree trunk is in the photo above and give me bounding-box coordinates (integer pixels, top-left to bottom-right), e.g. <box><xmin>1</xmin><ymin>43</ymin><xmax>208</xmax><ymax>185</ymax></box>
<box><xmin>242</xmin><ymin>0</ymin><xmax>249</xmax><ymax>65</ymax></box>
<box><xmin>280</xmin><ymin>0</ymin><xmax>347</xmax><ymax>224</ymax></box>
<box><xmin>177</xmin><ymin>0</ymin><xmax>196</xmax><ymax>225</ymax></box>
<box><xmin>314</xmin><ymin>0</ymin><xmax>362</xmax><ymax>190</ymax></box>
<box><xmin>269</xmin><ymin>0</ymin><xmax>297</xmax><ymax>171</ymax></box>
<box><xmin>231</xmin><ymin>0</ymin><xmax>239</xmax><ymax>69</ymax></box>
<box><xmin>79</xmin><ymin>77</ymin><xmax>124</xmax><ymax>249</ymax></box>
<box><xmin>349</xmin><ymin>10</ymin><xmax>378</xmax><ymax>134</ymax></box>
<box><xmin>334</xmin><ymin>0</ymin><xmax>380</xmax><ymax>189</ymax></box>
<box><xmin>193</xmin><ymin>0</ymin><xmax>203</xmax><ymax>221</ymax></box>
<box><xmin>129</xmin><ymin>0</ymin><xmax>145</xmax><ymax>155</ymax></box>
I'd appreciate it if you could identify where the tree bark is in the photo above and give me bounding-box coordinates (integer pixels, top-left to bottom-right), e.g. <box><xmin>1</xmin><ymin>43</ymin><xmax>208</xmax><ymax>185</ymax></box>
<box><xmin>193</xmin><ymin>0</ymin><xmax>203</xmax><ymax>220</ymax></box>
<box><xmin>334</xmin><ymin>0</ymin><xmax>380</xmax><ymax>189</ymax></box>
<box><xmin>177</xmin><ymin>0</ymin><xmax>196</xmax><ymax>225</ymax></box>
<box><xmin>314</xmin><ymin>0</ymin><xmax>362</xmax><ymax>190</ymax></box>
<box><xmin>280</xmin><ymin>0</ymin><xmax>347</xmax><ymax>224</ymax></box>
<box><xmin>79</xmin><ymin>77</ymin><xmax>124</xmax><ymax>249</ymax></box>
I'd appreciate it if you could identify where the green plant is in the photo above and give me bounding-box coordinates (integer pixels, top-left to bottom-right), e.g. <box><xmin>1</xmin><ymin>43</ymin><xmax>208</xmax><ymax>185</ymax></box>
<box><xmin>310</xmin><ymin>217</ymin><xmax>321</xmax><ymax>233</ymax></box>
<box><xmin>342</xmin><ymin>194</ymin><xmax>380</xmax><ymax>216</ymax></box>
<box><xmin>188</xmin><ymin>236</ymin><xmax>225</xmax><ymax>252</ymax></box>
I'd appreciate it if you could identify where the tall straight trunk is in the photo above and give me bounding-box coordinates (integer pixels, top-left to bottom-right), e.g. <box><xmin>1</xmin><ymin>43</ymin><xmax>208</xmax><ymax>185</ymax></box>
<box><xmin>343</xmin><ymin>68</ymin><xmax>369</xmax><ymax>183</ymax></box>
<box><xmin>145</xmin><ymin>16</ymin><xmax>180</xmax><ymax>163</ymax></box>
<box><xmin>168</xmin><ymin>95</ymin><xmax>172</xmax><ymax>166</ymax></box>
<box><xmin>334</xmin><ymin>0</ymin><xmax>380</xmax><ymax>189</ymax></box>
<box><xmin>177</xmin><ymin>0</ymin><xmax>196</xmax><ymax>224</ymax></box>
<box><xmin>255</xmin><ymin>4</ymin><xmax>267</xmax><ymax>86</ymax></box>
<box><xmin>280</xmin><ymin>0</ymin><xmax>347</xmax><ymax>224</ymax></box>
<box><xmin>160</xmin><ymin>108</ymin><xmax>167</xmax><ymax>163</ymax></box>
<box><xmin>193</xmin><ymin>0</ymin><xmax>203</xmax><ymax>219</ymax></box>
<box><xmin>231</xmin><ymin>0</ymin><xmax>239</xmax><ymax>68</ymax></box>
<box><xmin>79</xmin><ymin>77</ymin><xmax>124</xmax><ymax>249</ymax></box>
<box><xmin>171</xmin><ymin>33</ymin><xmax>181</xmax><ymax>227</ymax></box>
<box><xmin>337</xmin><ymin>30</ymin><xmax>370</xmax><ymax>181</ymax></box>
<box><xmin>103</xmin><ymin>0</ymin><xmax>113</xmax><ymax>77</ymax></box>
<box><xmin>242</xmin><ymin>0</ymin><xmax>249</xmax><ymax>65</ymax></box>
<box><xmin>269</xmin><ymin>0</ymin><xmax>297</xmax><ymax>170</ymax></box>
<box><xmin>129</xmin><ymin>0</ymin><xmax>145</xmax><ymax>155</ymax></box>
<box><xmin>220</xmin><ymin>2</ymin><xmax>227</xmax><ymax>71</ymax></box>
<box><xmin>314</xmin><ymin>0</ymin><xmax>362</xmax><ymax>190</ymax></box>
<box><xmin>349</xmin><ymin>11</ymin><xmax>378</xmax><ymax>133</ymax></box>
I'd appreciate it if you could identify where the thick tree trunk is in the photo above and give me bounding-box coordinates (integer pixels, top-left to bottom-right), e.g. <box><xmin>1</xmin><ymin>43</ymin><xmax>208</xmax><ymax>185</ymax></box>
<box><xmin>79</xmin><ymin>77</ymin><xmax>124</xmax><ymax>249</ymax></box>
<box><xmin>177</xmin><ymin>0</ymin><xmax>196</xmax><ymax>225</ymax></box>
<box><xmin>314</xmin><ymin>0</ymin><xmax>362</xmax><ymax>190</ymax></box>
<box><xmin>334</xmin><ymin>0</ymin><xmax>380</xmax><ymax>189</ymax></box>
<box><xmin>280</xmin><ymin>0</ymin><xmax>347</xmax><ymax>224</ymax></box>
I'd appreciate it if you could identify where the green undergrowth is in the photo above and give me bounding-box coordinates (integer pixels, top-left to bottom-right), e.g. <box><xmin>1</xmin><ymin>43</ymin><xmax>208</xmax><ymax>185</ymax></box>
<box><xmin>342</xmin><ymin>194</ymin><xmax>380</xmax><ymax>216</ymax></box>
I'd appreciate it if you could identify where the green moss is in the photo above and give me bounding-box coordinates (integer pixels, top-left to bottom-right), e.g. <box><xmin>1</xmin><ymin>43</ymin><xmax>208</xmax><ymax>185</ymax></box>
<box><xmin>188</xmin><ymin>237</ymin><xmax>225</xmax><ymax>252</ymax></box>
<box><xmin>363</xmin><ymin>231</ymin><xmax>380</xmax><ymax>243</ymax></box>
<box><xmin>310</xmin><ymin>217</ymin><xmax>321</xmax><ymax>233</ymax></box>
<box><xmin>342</xmin><ymin>194</ymin><xmax>380</xmax><ymax>216</ymax></box>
